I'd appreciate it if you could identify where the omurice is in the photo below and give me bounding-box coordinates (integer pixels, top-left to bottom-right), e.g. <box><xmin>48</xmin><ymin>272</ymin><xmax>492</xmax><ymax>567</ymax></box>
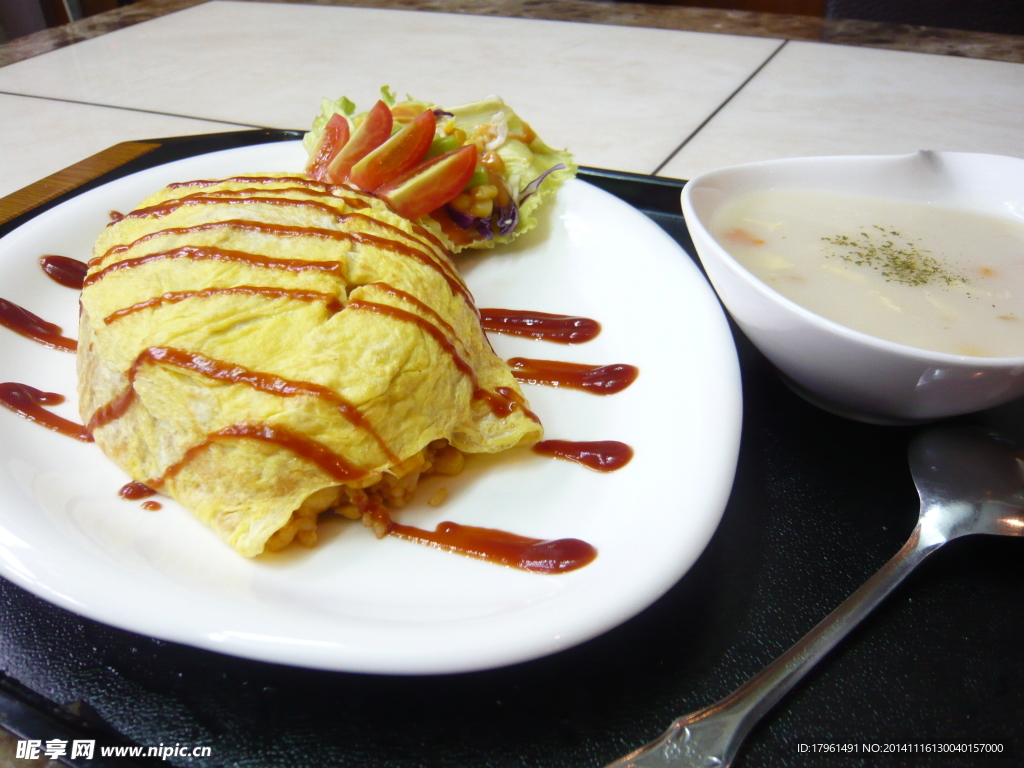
<box><xmin>78</xmin><ymin>173</ymin><xmax>542</xmax><ymax>557</ymax></box>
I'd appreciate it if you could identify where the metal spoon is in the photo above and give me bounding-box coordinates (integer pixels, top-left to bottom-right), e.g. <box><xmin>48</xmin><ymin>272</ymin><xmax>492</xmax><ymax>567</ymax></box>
<box><xmin>606</xmin><ymin>426</ymin><xmax>1024</xmax><ymax>768</ymax></box>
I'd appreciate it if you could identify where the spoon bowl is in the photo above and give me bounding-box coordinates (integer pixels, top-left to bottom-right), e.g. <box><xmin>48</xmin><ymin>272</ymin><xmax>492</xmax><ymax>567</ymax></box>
<box><xmin>911</xmin><ymin>427</ymin><xmax>1024</xmax><ymax>541</ymax></box>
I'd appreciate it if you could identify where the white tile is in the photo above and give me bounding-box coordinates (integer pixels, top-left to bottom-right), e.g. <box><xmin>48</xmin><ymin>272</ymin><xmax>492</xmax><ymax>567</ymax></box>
<box><xmin>662</xmin><ymin>40</ymin><xmax>1024</xmax><ymax>180</ymax></box>
<box><xmin>0</xmin><ymin>0</ymin><xmax>781</xmax><ymax>173</ymax></box>
<box><xmin>0</xmin><ymin>94</ymin><xmax>251</xmax><ymax>198</ymax></box>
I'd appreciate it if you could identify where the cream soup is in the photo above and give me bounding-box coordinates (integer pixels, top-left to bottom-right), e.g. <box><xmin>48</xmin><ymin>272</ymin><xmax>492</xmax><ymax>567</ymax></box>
<box><xmin>711</xmin><ymin>189</ymin><xmax>1024</xmax><ymax>357</ymax></box>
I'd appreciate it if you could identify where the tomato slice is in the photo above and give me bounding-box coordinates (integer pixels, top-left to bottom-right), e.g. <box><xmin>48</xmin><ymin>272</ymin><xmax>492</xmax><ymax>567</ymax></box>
<box><xmin>324</xmin><ymin>100</ymin><xmax>393</xmax><ymax>184</ymax></box>
<box><xmin>377</xmin><ymin>144</ymin><xmax>479</xmax><ymax>221</ymax></box>
<box><xmin>348</xmin><ymin>110</ymin><xmax>436</xmax><ymax>193</ymax></box>
<box><xmin>306</xmin><ymin>113</ymin><xmax>350</xmax><ymax>181</ymax></box>
<box><xmin>391</xmin><ymin>101</ymin><xmax>431</xmax><ymax>123</ymax></box>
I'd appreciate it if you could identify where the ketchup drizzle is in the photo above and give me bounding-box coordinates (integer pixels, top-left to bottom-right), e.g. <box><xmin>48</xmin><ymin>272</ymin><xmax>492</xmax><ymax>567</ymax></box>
<box><xmin>0</xmin><ymin>383</ymin><xmax>92</xmax><ymax>442</ymax></box>
<box><xmin>509</xmin><ymin>358</ymin><xmax>638</xmax><ymax>394</ymax></box>
<box><xmin>85</xmin><ymin>245</ymin><xmax>344</xmax><ymax>288</ymax></box>
<box><xmin>161</xmin><ymin>179</ymin><xmax>449</xmax><ymax>254</ymax></box>
<box><xmin>178</xmin><ymin>183</ymin><xmax>369</xmax><ymax>207</ymax></box>
<box><xmin>473</xmin><ymin>386</ymin><xmax>541</xmax><ymax>423</ymax></box>
<box><xmin>363</xmin><ymin>282</ymin><xmax>459</xmax><ymax>340</ymax></box>
<box><xmin>348</xmin><ymin>299</ymin><xmax>476</xmax><ymax>380</ymax></box>
<box><xmin>480</xmin><ymin>309</ymin><xmax>600</xmax><ymax>344</ymax></box>
<box><xmin>119</xmin><ymin>481</ymin><xmax>156</xmax><ymax>500</ymax></box>
<box><xmin>166</xmin><ymin>177</ymin><xmax>372</xmax><ymax>210</ymax></box>
<box><xmin>0</xmin><ymin>298</ymin><xmax>77</xmax><ymax>352</ymax></box>
<box><xmin>148</xmin><ymin>422</ymin><xmax>367</xmax><ymax>489</ymax></box>
<box><xmin>103</xmin><ymin>286</ymin><xmax>342</xmax><ymax>325</ymax></box>
<box><xmin>89</xmin><ymin>219</ymin><xmax>470</xmax><ymax>307</ymax></box>
<box><xmin>39</xmin><ymin>255</ymin><xmax>88</xmax><ymax>290</ymax></box>
<box><xmin>346</xmin><ymin>300</ymin><xmax>539</xmax><ymax>422</ymax></box>
<box><xmin>169</xmin><ymin>175</ymin><xmax>332</xmax><ymax>190</ymax></box>
<box><xmin>120</xmin><ymin>196</ymin><xmax>457</xmax><ymax>278</ymax></box>
<box><xmin>533</xmin><ymin>439</ymin><xmax>633</xmax><ymax>472</ymax></box>
<box><xmin>87</xmin><ymin>346</ymin><xmax>398</xmax><ymax>463</ymax></box>
<box><xmin>389</xmin><ymin>520</ymin><xmax>597</xmax><ymax>574</ymax></box>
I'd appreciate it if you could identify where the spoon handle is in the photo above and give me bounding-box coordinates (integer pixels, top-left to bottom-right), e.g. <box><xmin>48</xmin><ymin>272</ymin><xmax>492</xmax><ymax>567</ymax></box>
<box><xmin>606</xmin><ymin>521</ymin><xmax>944</xmax><ymax>768</ymax></box>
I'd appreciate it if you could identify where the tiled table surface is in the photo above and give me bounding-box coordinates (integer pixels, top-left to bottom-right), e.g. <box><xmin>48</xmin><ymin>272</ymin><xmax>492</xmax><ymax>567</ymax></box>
<box><xmin>1</xmin><ymin>0</ymin><xmax>1023</xmax><ymax>199</ymax></box>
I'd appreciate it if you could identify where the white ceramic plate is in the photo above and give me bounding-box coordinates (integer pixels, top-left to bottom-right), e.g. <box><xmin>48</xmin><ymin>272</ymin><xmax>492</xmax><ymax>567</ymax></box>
<box><xmin>0</xmin><ymin>141</ymin><xmax>741</xmax><ymax>674</ymax></box>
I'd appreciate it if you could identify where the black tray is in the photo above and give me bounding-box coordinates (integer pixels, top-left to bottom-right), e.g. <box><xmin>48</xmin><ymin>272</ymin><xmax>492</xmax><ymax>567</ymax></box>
<box><xmin>0</xmin><ymin>130</ymin><xmax>1021</xmax><ymax>768</ymax></box>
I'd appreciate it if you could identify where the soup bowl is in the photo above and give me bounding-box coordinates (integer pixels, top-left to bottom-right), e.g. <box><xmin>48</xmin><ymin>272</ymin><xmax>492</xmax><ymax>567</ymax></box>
<box><xmin>681</xmin><ymin>151</ymin><xmax>1024</xmax><ymax>424</ymax></box>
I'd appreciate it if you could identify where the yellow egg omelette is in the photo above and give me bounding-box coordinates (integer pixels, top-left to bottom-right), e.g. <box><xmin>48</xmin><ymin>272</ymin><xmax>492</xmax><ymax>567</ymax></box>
<box><xmin>78</xmin><ymin>173</ymin><xmax>542</xmax><ymax>557</ymax></box>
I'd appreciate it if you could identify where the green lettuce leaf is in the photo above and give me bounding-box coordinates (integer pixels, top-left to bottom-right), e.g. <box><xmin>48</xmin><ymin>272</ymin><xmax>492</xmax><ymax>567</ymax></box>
<box><xmin>444</xmin><ymin>97</ymin><xmax>576</xmax><ymax>248</ymax></box>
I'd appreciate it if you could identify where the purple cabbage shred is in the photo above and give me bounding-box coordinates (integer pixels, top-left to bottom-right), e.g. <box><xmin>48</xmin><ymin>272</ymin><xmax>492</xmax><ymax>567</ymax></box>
<box><xmin>444</xmin><ymin>163</ymin><xmax>564</xmax><ymax>239</ymax></box>
<box><xmin>495</xmin><ymin>201</ymin><xmax>518</xmax><ymax>236</ymax></box>
<box><xmin>517</xmin><ymin>163</ymin><xmax>566</xmax><ymax>206</ymax></box>
<box><xmin>446</xmin><ymin>205</ymin><xmax>493</xmax><ymax>240</ymax></box>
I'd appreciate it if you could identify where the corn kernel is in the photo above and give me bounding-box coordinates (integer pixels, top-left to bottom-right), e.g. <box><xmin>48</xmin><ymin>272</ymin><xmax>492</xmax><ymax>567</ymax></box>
<box><xmin>471</xmin><ymin>200</ymin><xmax>494</xmax><ymax>218</ymax></box>
<box><xmin>486</xmin><ymin>169</ymin><xmax>510</xmax><ymax>206</ymax></box>
<box><xmin>450</xmin><ymin>192</ymin><xmax>473</xmax><ymax>214</ymax></box>
<box><xmin>472</xmin><ymin>185</ymin><xmax>498</xmax><ymax>201</ymax></box>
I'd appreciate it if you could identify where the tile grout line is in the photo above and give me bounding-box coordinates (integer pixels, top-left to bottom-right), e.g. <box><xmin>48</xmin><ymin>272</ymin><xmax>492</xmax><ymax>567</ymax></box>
<box><xmin>0</xmin><ymin>90</ymin><xmax>268</xmax><ymax>128</ymax></box>
<box><xmin>650</xmin><ymin>38</ymin><xmax>789</xmax><ymax>177</ymax></box>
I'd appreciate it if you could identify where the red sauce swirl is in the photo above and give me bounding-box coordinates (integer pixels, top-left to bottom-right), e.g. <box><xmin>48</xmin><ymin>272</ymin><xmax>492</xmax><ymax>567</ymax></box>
<box><xmin>389</xmin><ymin>521</ymin><xmax>597</xmax><ymax>574</ymax></box>
<box><xmin>0</xmin><ymin>299</ymin><xmax>76</xmax><ymax>352</ymax></box>
<box><xmin>103</xmin><ymin>286</ymin><xmax>342</xmax><ymax>325</ymax></box>
<box><xmin>508</xmin><ymin>358</ymin><xmax>638</xmax><ymax>394</ymax></box>
<box><xmin>88</xmin><ymin>219</ymin><xmax>470</xmax><ymax>307</ymax></box>
<box><xmin>0</xmin><ymin>383</ymin><xmax>92</xmax><ymax>442</ymax></box>
<box><xmin>347</xmin><ymin>301</ymin><xmax>537</xmax><ymax>421</ymax></box>
<box><xmin>119</xmin><ymin>481</ymin><xmax>156</xmax><ymax>500</ymax></box>
<box><xmin>148</xmin><ymin>422</ymin><xmax>366</xmax><ymax>489</ymax></box>
<box><xmin>159</xmin><ymin>177</ymin><xmax>450</xmax><ymax>254</ymax></box>
<box><xmin>479</xmin><ymin>309</ymin><xmax>600</xmax><ymax>344</ymax></box>
<box><xmin>87</xmin><ymin>346</ymin><xmax>398</xmax><ymax>463</ymax></box>
<box><xmin>169</xmin><ymin>175</ymin><xmax>332</xmax><ymax>191</ymax></box>
<box><xmin>84</xmin><ymin>245</ymin><xmax>345</xmax><ymax>288</ymax></box>
<box><xmin>473</xmin><ymin>386</ymin><xmax>540</xmax><ymax>423</ymax></box>
<box><xmin>348</xmin><ymin>299</ymin><xmax>476</xmax><ymax>380</ymax></box>
<box><xmin>39</xmin><ymin>256</ymin><xmax>88</xmax><ymax>290</ymax></box>
<box><xmin>165</xmin><ymin>176</ymin><xmax>371</xmax><ymax>210</ymax></box>
<box><xmin>533</xmin><ymin>439</ymin><xmax>633</xmax><ymax>472</ymax></box>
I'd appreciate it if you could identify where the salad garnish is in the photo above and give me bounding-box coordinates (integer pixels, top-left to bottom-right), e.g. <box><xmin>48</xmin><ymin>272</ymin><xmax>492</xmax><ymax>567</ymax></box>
<box><xmin>303</xmin><ymin>87</ymin><xmax>577</xmax><ymax>250</ymax></box>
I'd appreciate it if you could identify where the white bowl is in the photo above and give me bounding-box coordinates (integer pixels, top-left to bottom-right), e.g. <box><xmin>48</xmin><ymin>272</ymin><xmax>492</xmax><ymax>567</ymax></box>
<box><xmin>681</xmin><ymin>151</ymin><xmax>1024</xmax><ymax>424</ymax></box>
